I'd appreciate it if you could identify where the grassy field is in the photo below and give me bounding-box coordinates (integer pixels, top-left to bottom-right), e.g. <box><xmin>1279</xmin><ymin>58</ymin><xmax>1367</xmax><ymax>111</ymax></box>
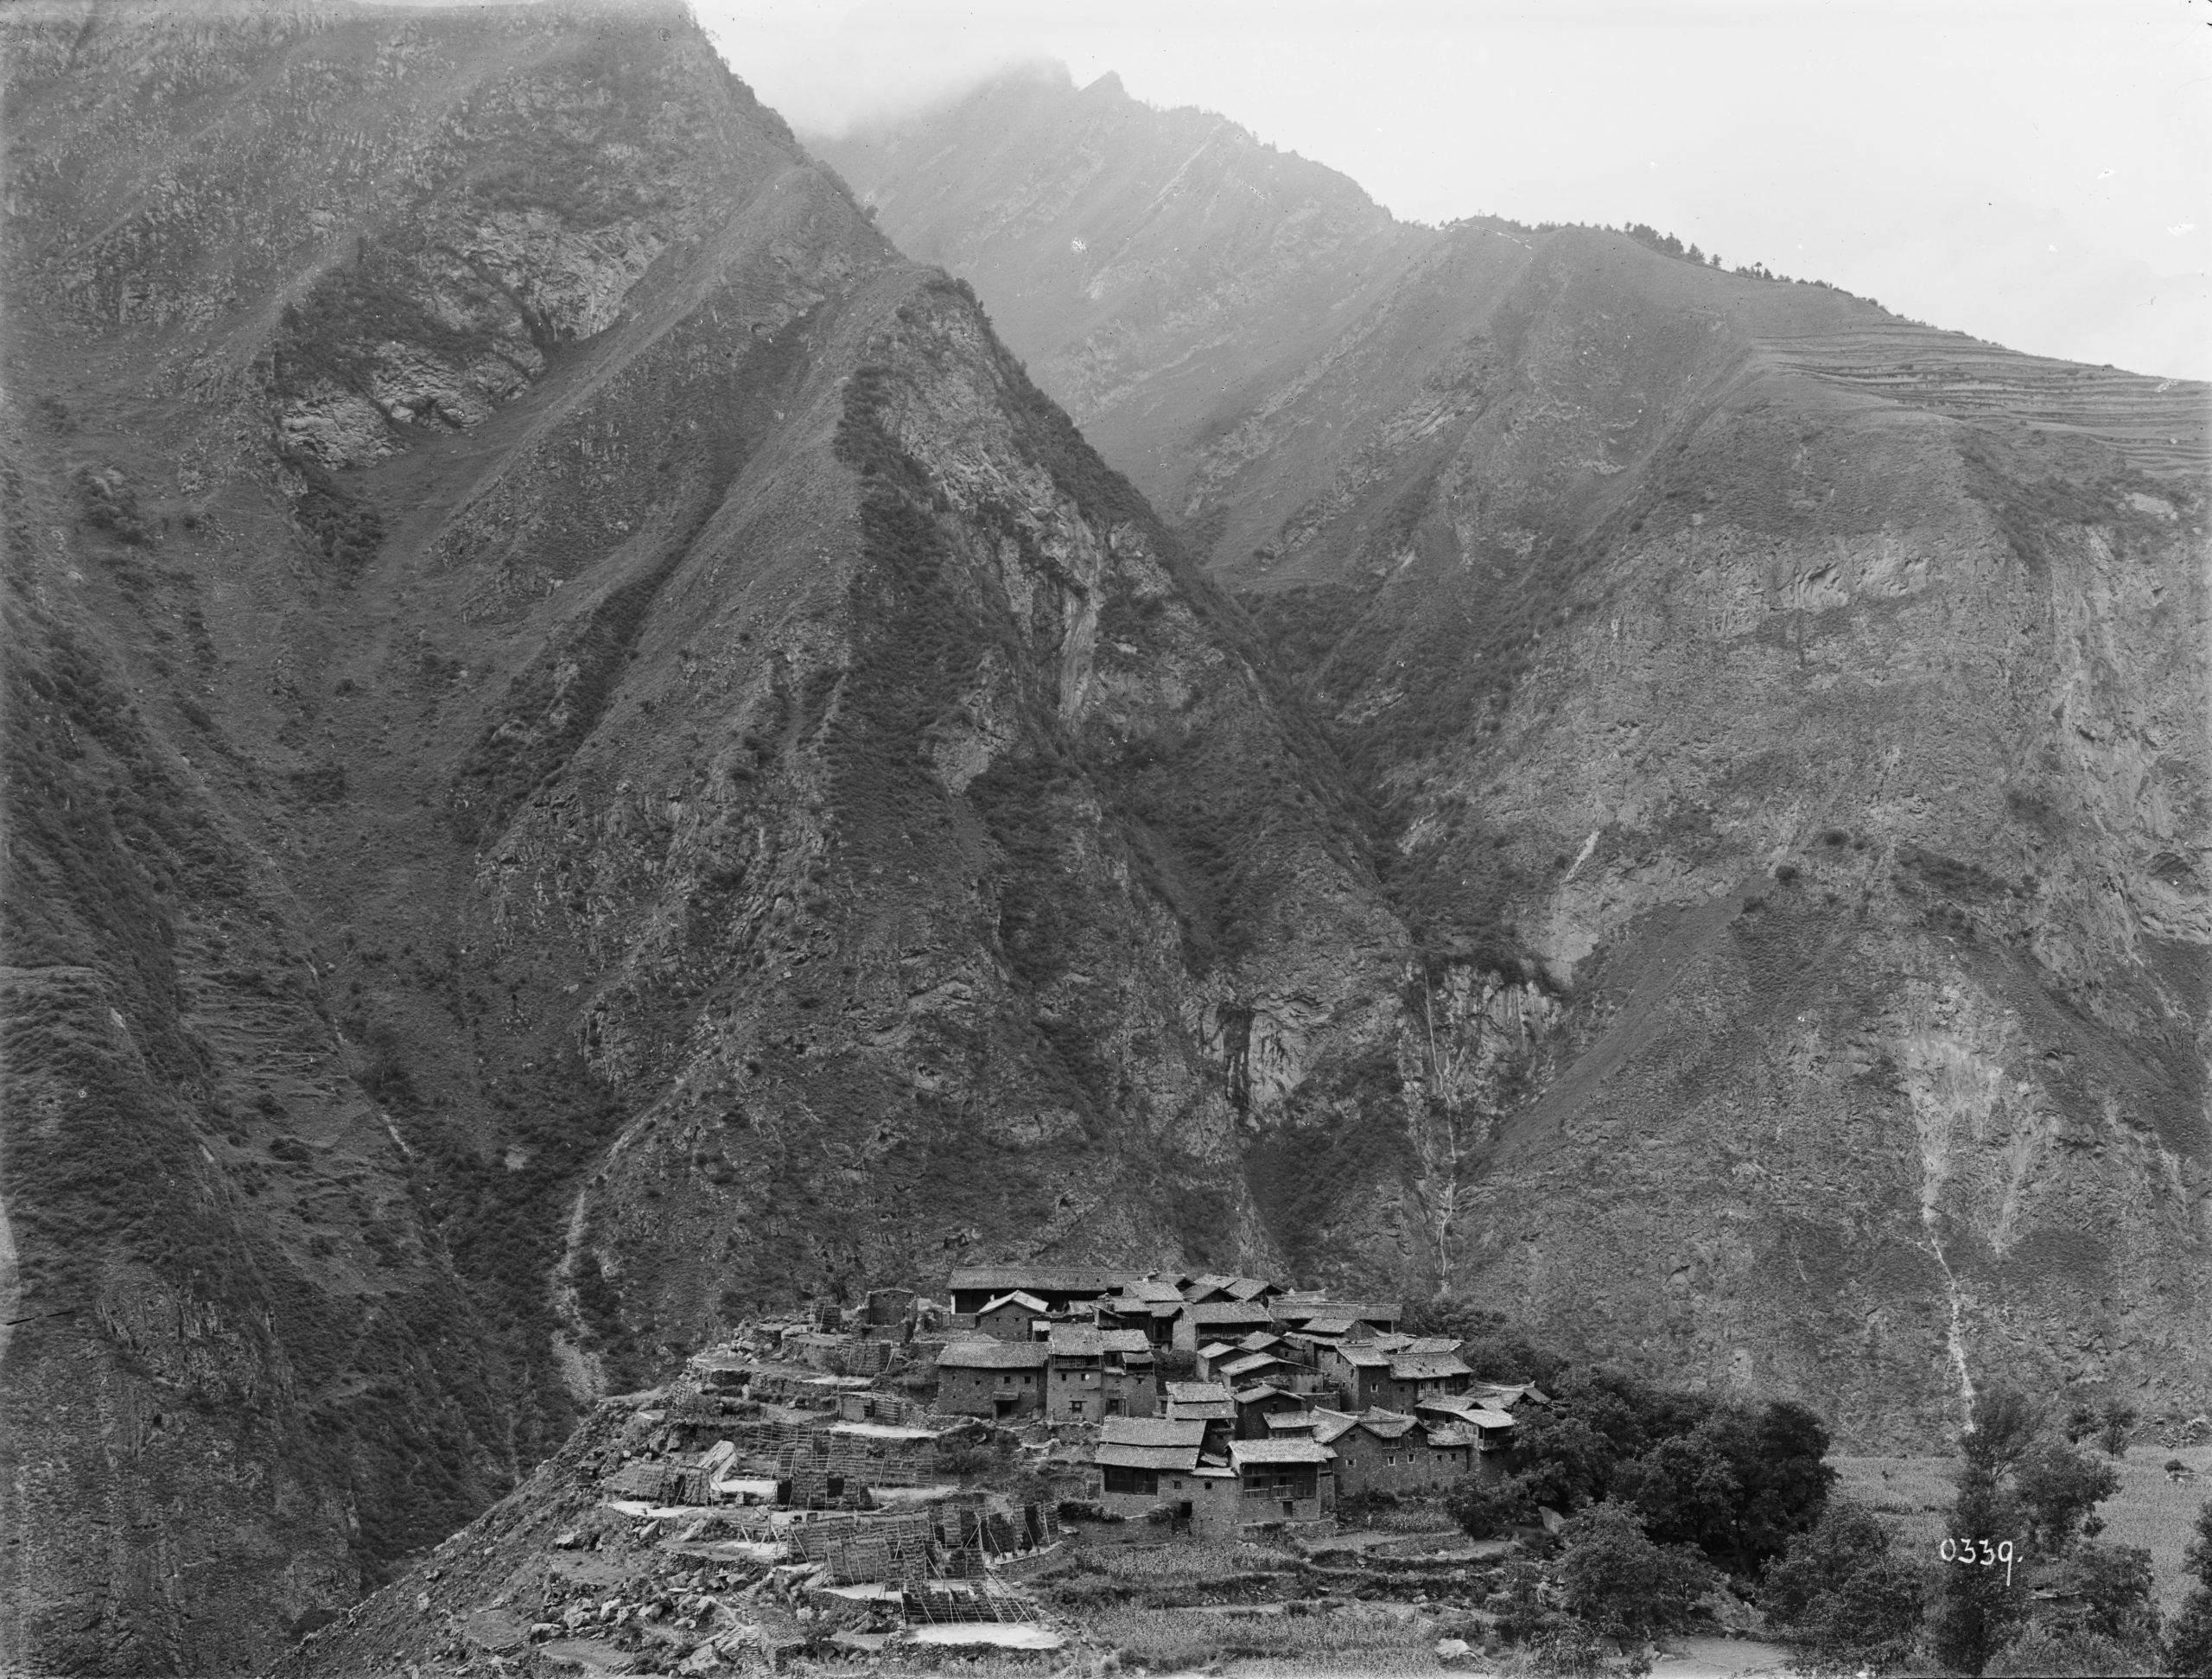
<box><xmin>1832</xmin><ymin>1443</ymin><xmax>2212</xmax><ymax>1613</ymax></box>
<box><xmin>1079</xmin><ymin>1600</ymin><xmax>1444</xmax><ymax>1673</ymax></box>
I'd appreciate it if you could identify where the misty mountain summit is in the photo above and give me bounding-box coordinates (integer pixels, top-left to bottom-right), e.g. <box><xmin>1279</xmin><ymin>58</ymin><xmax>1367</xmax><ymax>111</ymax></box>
<box><xmin>1</xmin><ymin>9</ymin><xmax>2204</xmax><ymax>1674</ymax></box>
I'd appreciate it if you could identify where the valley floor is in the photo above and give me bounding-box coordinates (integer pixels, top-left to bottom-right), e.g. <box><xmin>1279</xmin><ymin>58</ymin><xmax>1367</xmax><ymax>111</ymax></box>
<box><xmin>1833</xmin><ymin>1444</ymin><xmax>2212</xmax><ymax>1614</ymax></box>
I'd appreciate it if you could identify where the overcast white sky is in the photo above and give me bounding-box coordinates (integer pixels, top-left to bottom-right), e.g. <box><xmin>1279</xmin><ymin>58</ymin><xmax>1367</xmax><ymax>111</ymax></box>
<box><xmin>693</xmin><ymin>0</ymin><xmax>2212</xmax><ymax>381</ymax></box>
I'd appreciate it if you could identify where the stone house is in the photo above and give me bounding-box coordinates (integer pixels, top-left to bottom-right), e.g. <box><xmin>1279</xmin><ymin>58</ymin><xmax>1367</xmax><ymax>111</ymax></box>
<box><xmin>1093</xmin><ymin>1418</ymin><xmax>1240</xmax><ymax>1536</ymax></box>
<box><xmin>1319</xmin><ymin>1409</ymin><xmax>1481</xmax><ymax>1498</ymax></box>
<box><xmin>1323</xmin><ymin>1342</ymin><xmax>1399</xmax><ymax>1411</ymax></box>
<box><xmin>1046</xmin><ymin>1323</ymin><xmax>1156</xmax><ymax>1421</ymax></box>
<box><xmin>1214</xmin><ymin>1349</ymin><xmax>1300</xmax><ymax>1391</ymax></box>
<box><xmin>934</xmin><ymin>1339</ymin><xmax>1047</xmax><ymax>1418</ymax></box>
<box><xmin>1173</xmin><ymin>1300</ymin><xmax>1274</xmax><ymax>1351</ymax></box>
<box><xmin>1380</xmin><ymin>1351</ymin><xmax>1474</xmax><ymax>1411</ymax></box>
<box><xmin>944</xmin><ymin>1266</ymin><xmax>1138</xmax><ymax>1316</ymax></box>
<box><xmin>863</xmin><ymin>1286</ymin><xmax>916</xmax><ymax>1327</ymax></box>
<box><xmin>1232</xmin><ymin>1383</ymin><xmax>1309</xmax><ymax>1440</ymax></box>
<box><xmin>1164</xmin><ymin>1381</ymin><xmax>1235</xmax><ymax>1456</ymax></box>
<box><xmin>1228</xmin><ymin>1437</ymin><xmax>1337</xmax><ymax>1523</ymax></box>
<box><xmin>974</xmin><ymin>1291</ymin><xmax>1051</xmax><ymax>1341</ymax></box>
<box><xmin>1098</xmin><ymin>1277</ymin><xmax>1189</xmax><ymax>1345</ymax></box>
<box><xmin>1416</xmin><ymin>1396</ymin><xmax>1518</xmax><ymax>1478</ymax></box>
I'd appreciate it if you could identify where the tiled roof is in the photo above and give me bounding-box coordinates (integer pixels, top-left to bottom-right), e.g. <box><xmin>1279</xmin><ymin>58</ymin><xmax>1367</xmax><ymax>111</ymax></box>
<box><xmin>1334</xmin><ymin>1345</ymin><xmax>1393</xmax><ymax>1368</ymax></box>
<box><xmin>1167</xmin><ymin>1399</ymin><xmax>1234</xmax><ymax>1420</ymax></box>
<box><xmin>1224</xmin><ymin>1277</ymin><xmax>1273</xmax><ymax>1301</ymax></box>
<box><xmin>1183</xmin><ymin>1301</ymin><xmax>1274</xmax><ymax>1323</ymax></box>
<box><xmin>1470</xmin><ymin>1383</ymin><xmax>1548</xmax><ymax>1407</ymax></box>
<box><xmin>1096</xmin><ymin>1442</ymin><xmax>1202</xmax><ymax>1472</ymax></box>
<box><xmin>1164</xmin><ymin>1382</ymin><xmax>1234</xmax><ymax>1404</ymax></box>
<box><xmin>1271</xmin><ymin>1298</ymin><xmax>1402</xmax><ymax>1325</ymax></box>
<box><xmin>1119</xmin><ymin>1279</ymin><xmax>1188</xmax><ymax>1304</ymax></box>
<box><xmin>936</xmin><ymin>1339</ymin><xmax>1047</xmax><ymax>1369</ymax></box>
<box><xmin>1307</xmin><ymin>1409</ymin><xmax>1361</xmax><ymax>1445</ymax></box>
<box><xmin>1198</xmin><ymin>1342</ymin><xmax>1236</xmax><ymax>1360</ymax></box>
<box><xmin>1265</xmin><ymin>1411</ymin><xmax>1321</xmax><ymax>1431</ymax></box>
<box><xmin>1406</xmin><ymin>1337</ymin><xmax>1463</xmax><ymax>1355</ymax></box>
<box><xmin>1166</xmin><ymin>1390</ymin><xmax>1236</xmax><ymax>1418</ymax></box>
<box><xmin>1046</xmin><ymin>1324</ymin><xmax>1152</xmax><ymax>1357</ymax></box>
<box><xmin>1389</xmin><ymin>1353</ymin><xmax>1472</xmax><ymax>1381</ymax></box>
<box><xmin>977</xmin><ymin>1291</ymin><xmax>1049</xmax><ymax>1315</ymax></box>
<box><xmin>1352</xmin><ymin>1409</ymin><xmax>1419</xmax><ymax>1441</ymax></box>
<box><xmin>1300</xmin><ymin>1319</ymin><xmax>1357</xmax><ymax>1338</ymax></box>
<box><xmin>1416</xmin><ymin>1395</ymin><xmax>1480</xmax><ymax>1417</ymax></box>
<box><xmin>1236</xmin><ymin>1331</ymin><xmax>1287</xmax><ymax>1351</ymax></box>
<box><xmin>1217</xmin><ymin>1351</ymin><xmax>1290</xmax><ymax>1380</ymax></box>
<box><xmin>1101</xmin><ymin>1417</ymin><xmax>1208</xmax><ymax>1449</ymax></box>
<box><xmin>1232</xmin><ymin>1383</ymin><xmax>1295</xmax><ymax>1404</ymax></box>
<box><xmin>1230</xmin><ymin>1438</ymin><xmax>1336</xmax><ymax>1466</ymax></box>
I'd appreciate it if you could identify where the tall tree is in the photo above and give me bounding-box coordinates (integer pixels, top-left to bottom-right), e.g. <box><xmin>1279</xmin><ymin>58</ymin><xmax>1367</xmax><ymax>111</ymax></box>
<box><xmin>1762</xmin><ymin>1498</ymin><xmax>1924</xmax><ymax>1676</ymax></box>
<box><xmin>1926</xmin><ymin>1388</ymin><xmax>2039</xmax><ymax>1676</ymax></box>
<box><xmin>2168</xmin><ymin>1502</ymin><xmax>2212</xmax><ymax>1678</ymax></box>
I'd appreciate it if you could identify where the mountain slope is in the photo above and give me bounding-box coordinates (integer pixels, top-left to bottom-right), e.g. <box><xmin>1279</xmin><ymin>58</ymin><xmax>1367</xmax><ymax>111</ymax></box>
<box><xmin>2</xmin><ymin>8</ymin><xmax>1421</xmax><ymax>1668</ymax></box>
<box><xmin>822</xmin><ymin>61</ymin><xmax>1439</xmax><ymax>531</ymax></box>
<box><xmin>830</xmin><ymin>73</ymin><xmax>2212</xmax><ymax>1442</ymax></box>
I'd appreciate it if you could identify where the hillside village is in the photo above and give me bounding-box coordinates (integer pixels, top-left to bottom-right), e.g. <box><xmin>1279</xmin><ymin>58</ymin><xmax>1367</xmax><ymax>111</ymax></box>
<box><xmin>928</xmin><ymin>1265</ymin><xmax>1529</xmax><ymax>1535</ymax></box>
<box><xmin>285</xmin><ymin>1264</ymin><xmax>1556</xmax><ymax>1674</ymax></box>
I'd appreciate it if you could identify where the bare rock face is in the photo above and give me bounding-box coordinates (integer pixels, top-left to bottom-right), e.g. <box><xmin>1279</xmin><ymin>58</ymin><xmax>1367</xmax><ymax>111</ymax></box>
<box><xmin>830</xmin><ymin>73</ymin><xmax>2212</xmax><ymax>1442</ymax></box>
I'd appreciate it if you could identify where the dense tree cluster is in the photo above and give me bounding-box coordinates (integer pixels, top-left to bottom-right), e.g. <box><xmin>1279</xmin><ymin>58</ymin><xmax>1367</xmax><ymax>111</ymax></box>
<box><xmin>1441</xmin><ymin>1363</ymin><xmax>2207</xmax><ymax>1676</ymax></box>
<box><xmin>1446</xmin><ymin>1366</ymin><xmax>1834</xmax><ymax>1576</ymax></box>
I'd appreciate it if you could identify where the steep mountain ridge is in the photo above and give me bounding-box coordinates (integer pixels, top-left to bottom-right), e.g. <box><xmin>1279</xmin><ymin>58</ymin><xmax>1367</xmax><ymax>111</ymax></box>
<box><xmin>3</xmin><ymin>8</ymin><xmax>1425</xmax><ymax>1669</ymax></box>
<box><xmin>831</xmin><ymin>71</ymin><xmax>2212</xmax><ymax>1445</ymax></box>
<box><xmin>822</xmin><ymin>61</ymin><xmax>1439</xmax><ymax>524</ymax></box>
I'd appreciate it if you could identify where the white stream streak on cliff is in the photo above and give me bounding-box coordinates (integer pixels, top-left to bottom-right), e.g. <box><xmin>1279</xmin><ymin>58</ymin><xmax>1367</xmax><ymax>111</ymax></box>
<box><xmin>1411</xmin><ymin>967</ymin><xmax>1471</xmax><ymax>1295</ymax></box>
<box><xmin>0</xmin><ymin>1173</ymin><xmax>18</xmax><ymax>1383</ymax></box>
<box><xmin>551</xmin><ymin>1183</ymin><xmax>606</xmax><ymax>1406</ymax></box>
<box><xmin>1928</xmin><ymin>1232</ymin><xmax>1977</xmax><ymax>1412</ymax></box>
<box><xmin>1907</xmin><ymin>1021</ymin><xmax>1986</xmax><ymax>1417</ymax></box>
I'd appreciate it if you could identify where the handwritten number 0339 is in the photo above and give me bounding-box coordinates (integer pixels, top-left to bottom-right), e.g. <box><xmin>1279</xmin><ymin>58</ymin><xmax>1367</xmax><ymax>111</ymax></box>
<box><xmin>1940</xmin><ymin>1537</ymin><xmax>2016</xmax><ymax>1585</ymax></box>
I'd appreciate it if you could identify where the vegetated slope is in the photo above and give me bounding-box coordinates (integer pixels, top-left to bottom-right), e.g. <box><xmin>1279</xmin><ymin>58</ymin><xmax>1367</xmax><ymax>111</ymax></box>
<box><xmin>1</xmin><ymin>6</ymin><xmax>1421</xmax><ymax>1668</ymax></box>
<box><xmin>828</xmin><ymin>71</ymin><xmax>2212</xmax><ymax>1447</ymax></box>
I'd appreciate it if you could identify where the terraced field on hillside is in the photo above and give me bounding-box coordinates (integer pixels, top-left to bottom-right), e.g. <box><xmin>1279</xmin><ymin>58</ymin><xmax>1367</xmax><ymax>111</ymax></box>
<box><xmin>1757</xmin><ymin>322</ymin><xmax>2209</xmax><ymax>480</ymax></box>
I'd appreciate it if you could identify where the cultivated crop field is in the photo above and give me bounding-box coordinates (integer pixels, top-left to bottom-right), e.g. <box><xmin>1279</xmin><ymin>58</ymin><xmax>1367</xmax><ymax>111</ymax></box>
<box><xmin>1832</xmin><ymin>1443</ymin><xmax>2212</xmax><ymax>1612</ymax></box>
<box><xmin>1077</xmin><ymin>1601</ymin><xmax>1444</xmax><ymax>1673</ymax></box>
